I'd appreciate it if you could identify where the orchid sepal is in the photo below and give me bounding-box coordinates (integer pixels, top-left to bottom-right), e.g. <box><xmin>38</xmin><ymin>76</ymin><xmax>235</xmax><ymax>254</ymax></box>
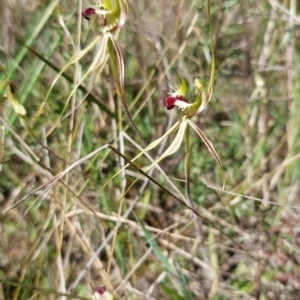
<box><xmin>142</xmin><ymin>120</ymin><xmax>188</xmax><ymax>172</ymax></box>
<box><xmin>172</xmin><ymin>75</ymin><xmax>188</xmax><ymax>97</ymax></box>
<box><xmin>194</xmin><ymin>78</ymin><xmax>209</xmax><ymax>113</ymax></box>
<box><xmin>180</xmin><ymin>95</ymin><xmax>202</xmax><ymax>118</ymax></box>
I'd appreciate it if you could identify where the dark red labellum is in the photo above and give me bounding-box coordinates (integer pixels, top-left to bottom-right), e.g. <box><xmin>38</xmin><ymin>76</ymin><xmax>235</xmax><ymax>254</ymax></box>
<box><xmin>82</xmin><ymin>8</ymin><xmax>97</xmax><ymax>20</ymax></box>
<box><xmin>163</xmin><ymin>95</ymin><xmax>188</xmax><ymax>110</ymax></box>
<box><xmin>95</xmin><ymin>287</ymin><xmax>106</xmax><ymax>295</ymax></box>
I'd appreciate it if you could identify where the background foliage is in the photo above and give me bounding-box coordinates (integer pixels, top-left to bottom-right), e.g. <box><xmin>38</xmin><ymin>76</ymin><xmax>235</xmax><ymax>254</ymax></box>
<box><xmin>0</xmin><ymin>0</ymin><xmax>300</xmax><ymax>299</ymax></box>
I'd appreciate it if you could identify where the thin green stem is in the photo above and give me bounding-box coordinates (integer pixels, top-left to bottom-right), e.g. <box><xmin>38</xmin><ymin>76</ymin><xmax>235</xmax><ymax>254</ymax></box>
<box><xmin>184</xmin><ymin>123</ymin><xmax>209</xmax><ymax>265</ymax></box>
<box><xmin>184</xmin><ymin>125</ymin><xmax>191</xmax><ymax>200</ymax></box>
<box><xmin>207</xmin><ymin>0</ymin><xmax>215</xmax><ymax>97</ymax></box>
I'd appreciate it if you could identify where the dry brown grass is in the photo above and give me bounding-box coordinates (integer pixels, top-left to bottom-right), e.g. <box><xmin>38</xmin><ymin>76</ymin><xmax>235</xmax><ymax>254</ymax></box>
<box><xmin>0</xmin><ymin>0</ymin><xmax>300</xmax><ymax>299</ymax></box>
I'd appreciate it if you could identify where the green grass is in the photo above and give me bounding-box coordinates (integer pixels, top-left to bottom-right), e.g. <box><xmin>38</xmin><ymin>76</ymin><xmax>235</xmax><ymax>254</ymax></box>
<box><xmin>1</xmin><ymin>0</ymin><xmax>300</xmax><ymax>299</ymax></box>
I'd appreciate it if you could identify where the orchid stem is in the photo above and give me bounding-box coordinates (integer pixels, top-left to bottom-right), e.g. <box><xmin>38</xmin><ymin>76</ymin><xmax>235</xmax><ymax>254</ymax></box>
<box><xmin>184</xmin><ymin>125</ymin><xmax>210</xmax><ymax>265</ymax></box>
<box><xmin>119</xmin><ymin>93</ymin><xmax>146</xmax><ymax>144</ymax></box>
<box><xmin>207</xmin><ymin>0</ymin><xmax>215</xmax><ymax>97</ymax></box>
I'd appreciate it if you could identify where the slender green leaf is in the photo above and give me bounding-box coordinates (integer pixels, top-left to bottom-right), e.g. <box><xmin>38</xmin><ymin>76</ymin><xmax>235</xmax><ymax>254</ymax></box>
<box><xmin>134</xmin><ymin>212</ymin><xmax>176</xmax><ymax>276</ymax></box>
<box><xmin>161</xmin><ymin>282</ymin><xmax>187</xmax><ymax>300</ymax></box>
<box><xmin>25</xmin><ymin>45</ymin><xmax>116</xmax><ymax>118</ymax></box>
<box><xmin>33</xmin><ymin>35</ymin><xmax>102</xmax><ymax>124</ymax></box>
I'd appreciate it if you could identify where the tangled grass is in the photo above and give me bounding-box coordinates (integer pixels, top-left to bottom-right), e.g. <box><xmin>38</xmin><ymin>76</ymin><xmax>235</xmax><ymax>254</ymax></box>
<box><xmin>0</xmin><ymin>0</ymin><xmax>300</xmax><ymax>299</ymax></box>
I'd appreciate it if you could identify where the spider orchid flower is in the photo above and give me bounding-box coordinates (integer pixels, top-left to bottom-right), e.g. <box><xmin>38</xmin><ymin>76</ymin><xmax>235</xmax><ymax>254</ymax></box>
<box><xmin>41</xmin><ymin>0</ymin><xmax>132</xmax><ymax>137</ymax></box>
<box><xmin>81</xmin><ymin>0</ymin><xmax>129</xmax><ymax>94</ymax></box>
<box><xmin>132</xmin><ymin>0</ymin><xmax>222</xmax><ymax>183</ymax></box>
<box><xmin>128</xmin><ymin>76</ymin><xmax>224</xmax><ymax>187</ymax></box>
<box><xmin>163</xmin><ymin>77</ymin><xmax>210</xmax><ymax>117</ymax></box>
<box><xmin>101</xmin><ymin>0</ymin><xmax>224</xmax><ymax>192</ymax></box>
<box><xmin>92</xmin><ymin>287</ymin><xmax>113</xmax><ymax>300</ymax></box>
<box><xmin>82</xmin><ymin>0</ymin><xmax>128</xmax><ymax>32</ymax></box>
<box><xmin>81</xmin><ymin>0</ymin><xmax>143</xmax><ymax>139</ymax></box>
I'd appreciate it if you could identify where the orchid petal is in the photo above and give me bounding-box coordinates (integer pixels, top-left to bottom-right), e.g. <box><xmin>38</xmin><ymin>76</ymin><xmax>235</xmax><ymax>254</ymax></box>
<box><xmin>143</xmin><ymin>121</ymin><xmax>188</xmax><ymax>172</ymax></box>
<box><xmin>123</xmin><ymin>120</ymin><xmax>180</xmax><ymax>164</ymax></box>
<box><xmin>187</xmin><ymin>119</ymin><xmax>225</xmax><ymax>187</ymax></box>
<box><xmin>103</xmin><ymin>0</ymin><xmax>128</xmax><ymax>32</ymax></box>
<box><xmin>101</xmin><ymin>0</ymin><xmax>114</xmax><ymax>11</ymax></box>
<box><xmin>107</xmin><ymin>35</ymin><xmax>124</xmax><ymax>94</ymax></box>
<box><xmin>187</xmin><ymin>119</ymin><xmax>221</xmax><ymax>166</ymax></box>
<box><xmin>114</xmin><ymin>0</ymin><xmax>129</xmax><ymax>29</ymax></box>
<box><xmin>143</xmin><ymin>121</ymin><xmax>180</xmax><ymax>154</ymax></box>
<box><xmin>99</xmin><ymin>121</ymin><xmax>180</xmax><ymax>192</ymax></box>
<box><xmin>175</xmin><ymin>75</ymin><xmax>188</xmax><ymax>97</ymax></box>
<box><xmin>194</xmin><ymin>78</ymin><xmax>208</xmax><ymax>113</ymax></box>
<box><xmin>180</xmin><ymin>95</ymin><xmax>202</xmax><ymax>118</ymax></box>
